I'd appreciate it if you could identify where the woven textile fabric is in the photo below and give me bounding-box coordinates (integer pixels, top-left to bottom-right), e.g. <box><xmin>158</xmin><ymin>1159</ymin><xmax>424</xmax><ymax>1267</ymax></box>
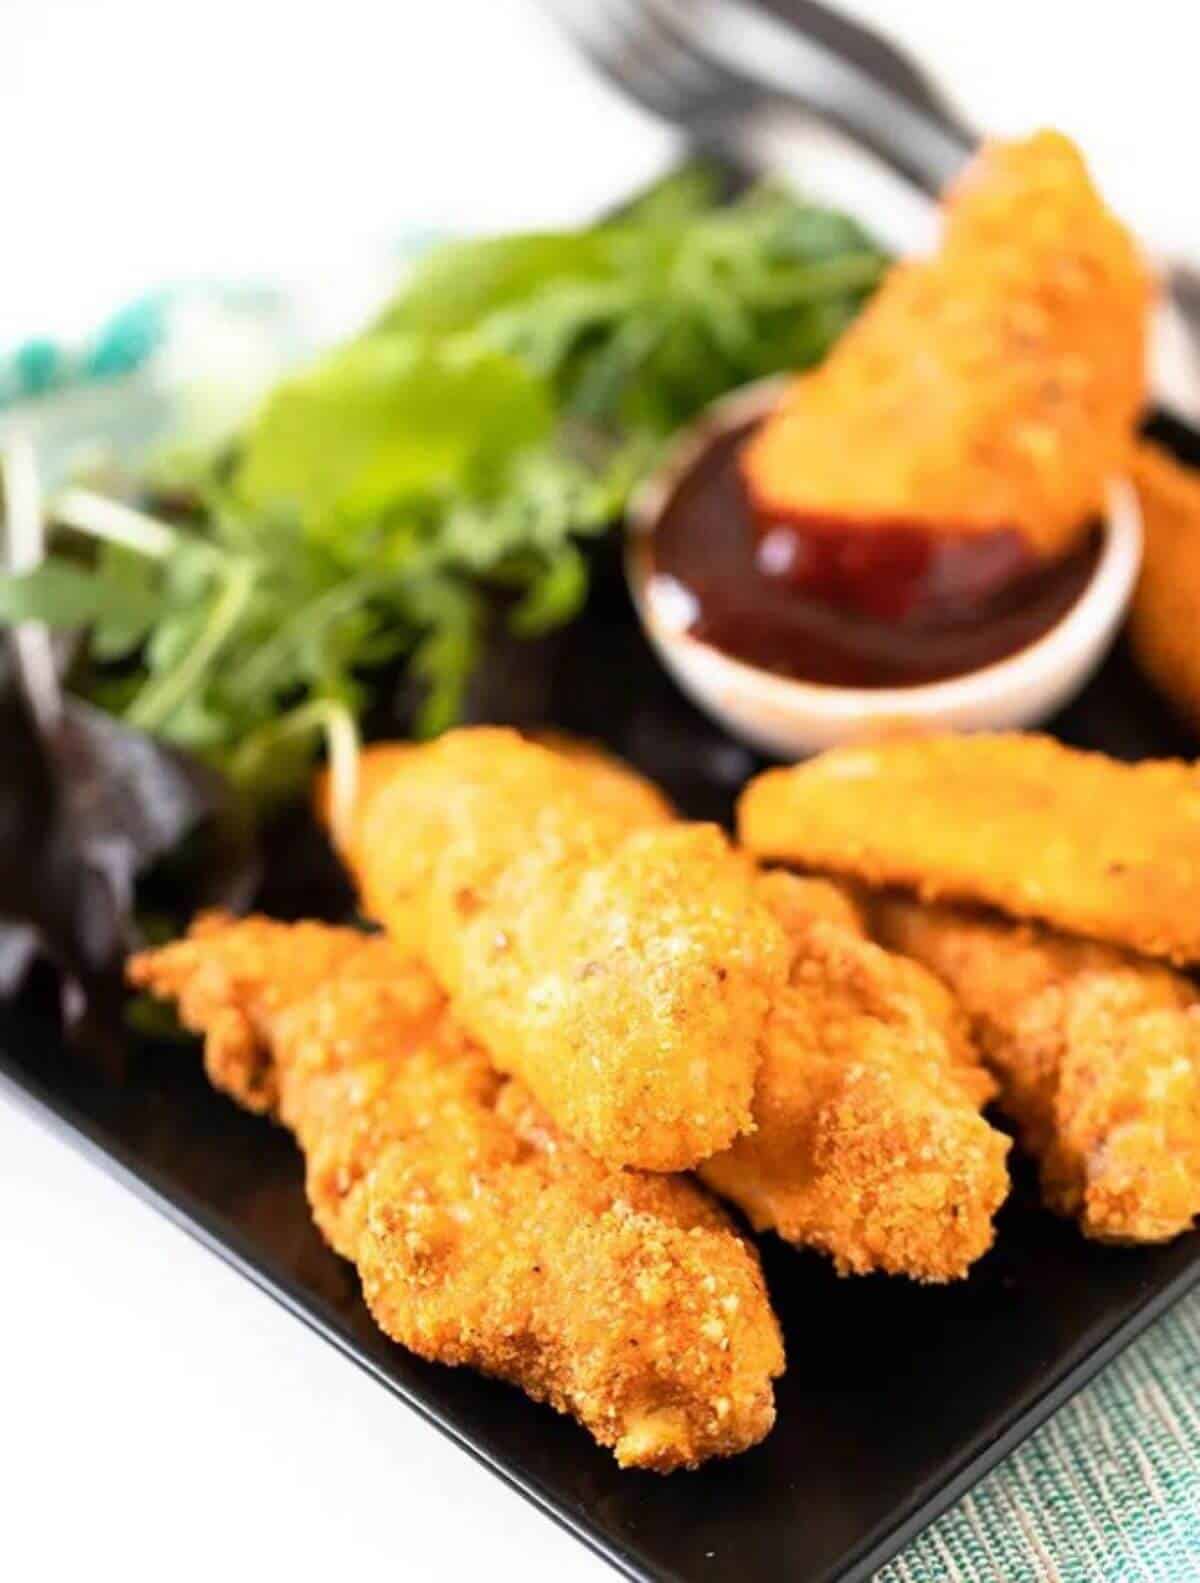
<box><xmin>879</xmin><ymin>1288</ymin><xmax>1200</xmax><ymax>1582</ymax></box>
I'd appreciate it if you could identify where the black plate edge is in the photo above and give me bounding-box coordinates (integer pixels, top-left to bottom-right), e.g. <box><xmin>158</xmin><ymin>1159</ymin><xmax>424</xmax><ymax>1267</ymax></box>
<box><xmin>836</xmin><ymin>1253</ymin><xmax>1200</xmax><ymax>1582</ymax></box>
<box><xmin>0</xmin><ymin>1055</ymin><xmax>650</xmax><ymax>1583</ymax></box>
<box><xmin>8</xmin><ymin>1040</ymin><xmax>1200</xmax><ymax>1583</ymax></box>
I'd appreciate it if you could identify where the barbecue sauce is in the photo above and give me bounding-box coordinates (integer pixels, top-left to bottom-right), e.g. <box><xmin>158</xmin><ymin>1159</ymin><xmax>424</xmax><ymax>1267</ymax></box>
<box><xmin>646</xmin><ymin>419</ymin><xmax>1102</xmax><ymax>689</ymax></box>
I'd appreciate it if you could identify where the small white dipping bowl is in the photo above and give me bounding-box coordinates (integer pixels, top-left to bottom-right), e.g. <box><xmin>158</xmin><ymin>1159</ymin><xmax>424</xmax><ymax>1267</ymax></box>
<box><xmin>626</xmin><ymin>379</ymin><xmax>1143</xmax><ymax>760</ymax></box>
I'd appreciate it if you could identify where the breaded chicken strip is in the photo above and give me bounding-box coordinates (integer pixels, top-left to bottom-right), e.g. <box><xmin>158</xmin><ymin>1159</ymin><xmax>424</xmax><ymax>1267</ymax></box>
<box><xmin>324</xmin><ymin>729</ymin><xmax>790</xmax><ymax>1171</ymax></box>
<box><xmin>340</xmin><ymin>732</ymin><xmax>676</xmax><ymax>863</ymax></box>
<box><xmin>526</xmin><ymin>730</ymin><xmax>678</xmax><ymax>826</ymax></box>
<box><xmin>334</xmin><ymin>737</ymin><xmax>1009</xmax><ymax>1272</ymax></box>
<box><xmin>743</xmin><ymin>133</ymin><xmax>1147</xmax><ymax>568</ymax></box>
<box><xmin>700</xmin><ymin>874</ymin><xmax>1010</xmax><ymax>1281</ymax></box>
<box><xmin>740</xmin><ymin>734</ymin><xmax>1200</xmax><ymax>966</ymax></box>
<box><xmin>129</xmin><ymin>916</ymin><xmax>784</xmax><ymax>1471</ymax></box>
<box><xmin>873</xmin><ymin>898</ymin><xmax>1200</xmax><ymax>1243</ymax></box>
<box><xmin>1129</xmin><ymin>440</ymin><xmax>1200</xmax><ymax>733</ymax></box>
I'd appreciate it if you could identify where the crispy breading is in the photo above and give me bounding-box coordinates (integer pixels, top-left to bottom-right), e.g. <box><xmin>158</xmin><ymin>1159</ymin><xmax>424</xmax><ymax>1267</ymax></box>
<box><xmin>331</xmin><ymin>736</ymin><xmax>1009</xmax><ymax>1269</ymax></box>
<box><xmin>753</xmin><ymin>869</ymin><xmax>865</xmax><ymax>937</ymax></box>
<box><xmin>131</xmin><ymin>912</ymin><xmax>378</xmax><ymax>1116</ymax></box>
<box><xmin>700</xmin><ymin>874</ymin><xmax>1009</xmax><ymax>1281</ymax></box>
<box><xmin>129</xmin><ymin>916</ymin><xmax>784</xmax><ymax>1471</ymax></box>
<box><xmin>1129</xmin><ymin>440</ymin><xmax>1200</xmax><ymax>733</ymax></box>
<box><xmin>742</xmin><ymin>132</ymin><xmax>1148</xmax><ymax>560</ymax></box>
<box><xmin>524</xmin><ymin>730</ymin><xmax>677</xmax><ymax>825</ymax></box>
<box><xmin>739</xmin><ymin>733</ymin><xmax>1200</xmax><ymax>965</ymax></box>
<box><xmin>873</xmin><ymin>898</ymin><xmax>1200</xmax><ymax>1243</ymax></box>
<box><xmin>318</xmin><ymin>731</ymin><xmax>673</xmax><ymax>956</ymax></box>
<box><xmin>324</xmin><ymin>729</ymin><xmax>790</xmax><ymax>1171</ymax></box>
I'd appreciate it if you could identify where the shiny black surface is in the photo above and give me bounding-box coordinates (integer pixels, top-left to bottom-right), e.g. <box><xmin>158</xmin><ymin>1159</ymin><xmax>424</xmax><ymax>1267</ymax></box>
<box><xmin>2</xmin><ymin>417</ymin><xmax>1199</xmax><ymax>1583</ymax></box>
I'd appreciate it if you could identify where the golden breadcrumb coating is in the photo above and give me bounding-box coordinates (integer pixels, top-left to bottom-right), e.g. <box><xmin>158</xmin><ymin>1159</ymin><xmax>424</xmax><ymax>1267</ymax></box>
<box><xmin>700</xmin><ymin>874</ymin><xmax>1009</xmax><ymax>1281</ymax></box>
<box><xmin>325</xmin><ymin>729</ymin><xmax>790</xmax><ymax>1171</ymax></box>
<box><xmin>129</xmin><ymin>916</ymin><xmax>784</xmax><ymax>1471</ymax></box>
<box><xmin>753</xmin><ymin>869</ymin><xmax>865</xmax><ymax>937</ymax></box>
<box><xmin>740</xmin><ymin>733</ymin><xmax>1200</xmax><ymax>966</ymax></box>
<box><xmin>317</xmin><ymin>733</ymin><xmax>673</xmax><ymax>955</ymax></box>
<box><xmin>524</xmin><ymin>730</ymin><xmax>677</xmax><ymax>825</ymax></box>
<box><xmin>330</xmin><ymin>737</ymin><xmax>1007</xmax><ymax>1267</ymax></box>
<box><xmin>1129</xmin><ymin>440</ymin><xmax>1200</xmax><ymax>733</ymax></box>
<box><xmin>874</xmin><ymin>898</ymin><xmax>1200</xmax><ymax>1243</ymax></box>
<box><xmin>743</xmin><ymin>132</ymin><xmax>1148</xmax><ymax>558</ymax></box>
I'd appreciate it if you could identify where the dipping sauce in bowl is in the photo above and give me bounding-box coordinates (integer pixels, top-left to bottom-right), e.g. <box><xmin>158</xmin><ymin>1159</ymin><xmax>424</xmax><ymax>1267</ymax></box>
<box><xmin>626</xmin><ymin>379</ymin><xmax>1141</xmax><ymax>759</ymax></box>
<box><xmin>647</xmin><ymin>411</ymin><xmax>1104</xmax><ymax>691</ymax></box>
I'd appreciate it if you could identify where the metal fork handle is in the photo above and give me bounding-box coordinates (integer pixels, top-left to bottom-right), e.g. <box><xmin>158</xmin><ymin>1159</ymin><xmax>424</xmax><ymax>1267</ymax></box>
<box><xmin>758</xmin><ymin>0</ymin><xmax>978</xmax><ymax>147</ymax></box>
<box><xmin>691</xmin><ymin>0</ymin><xmax>975</xmax><ymax>194</ymax></box>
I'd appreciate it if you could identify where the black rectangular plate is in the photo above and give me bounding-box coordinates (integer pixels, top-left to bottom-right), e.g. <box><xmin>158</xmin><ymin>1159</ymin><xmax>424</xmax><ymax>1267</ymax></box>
<box><xmin>3</xmin><ymin>417</ymin><xmax>1200</xmax><ymax>1583</ymax></box>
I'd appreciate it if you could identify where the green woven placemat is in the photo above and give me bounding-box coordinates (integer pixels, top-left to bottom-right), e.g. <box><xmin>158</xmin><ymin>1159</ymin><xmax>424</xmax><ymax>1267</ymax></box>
<box><xmin>878</xmin><ymin>1287</ymin><xmax>1200</xmax><ymax>1582</ymax></box>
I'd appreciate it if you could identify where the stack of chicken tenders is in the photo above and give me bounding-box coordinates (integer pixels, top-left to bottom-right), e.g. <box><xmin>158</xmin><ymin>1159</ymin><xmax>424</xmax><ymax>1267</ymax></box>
<box><xmin>131</xmin><ymin>726</ymin><xmax>1200</xmax><ymax>1471</ymax></box>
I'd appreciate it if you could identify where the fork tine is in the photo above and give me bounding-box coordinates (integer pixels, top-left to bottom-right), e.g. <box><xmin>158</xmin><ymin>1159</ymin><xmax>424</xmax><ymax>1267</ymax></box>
<box><xmin>542</xmin><ymin>0</ymin><xmax>753</xmax><ymax>131</ymax></box>
<box><xmin>543</xmin><ymin>0</ymin><xmax>682</xmax><ymax>120</ymax></box>
<box><xmin>641</xmin><ymin>0</ymin><xmax>761</xmax><ymax>129</ymax></box>
<box><xmin>542</xmin><ymin>0</ymin><xmax>666</xmax><ymax>114</ymax></box>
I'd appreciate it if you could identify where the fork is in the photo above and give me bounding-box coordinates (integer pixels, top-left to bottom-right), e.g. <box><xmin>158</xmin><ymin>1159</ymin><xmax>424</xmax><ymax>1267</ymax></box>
<box><xmin>542</xmin><ymin>0</ymin><xmax>971</xmax><ymax>193</ymax></box>
<box><xmin>542</xmin><ymin>0</ymin><xmax>1200</xmax><ymax>423</ymax></box>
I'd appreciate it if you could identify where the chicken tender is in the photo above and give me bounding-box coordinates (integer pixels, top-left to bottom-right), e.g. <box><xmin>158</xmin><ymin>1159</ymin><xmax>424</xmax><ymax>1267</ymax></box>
<box><xmin>320</xmin><ymin>731</ymin><xmax>673</xmax><ymax>953</ymax></box>
<box><xmin>700</xmin><ymin>874</ymin><xmax>1010</xmax><ymax>1281</ymax></box>
<box><xmin>325</xmin><ymin>729</ymin><xmax>790</xmax><ymax>1171</ymax></box>
<box><xmin>525</xmin><ymin>730</ymin><xmax>677</xmax><ymax>826</ymax></box>
<box><xmin>1129</xmin><ymin>440</ymin><xmax>1200</xmax><ymax>733</ymax></box>
<box><xmin>130</xmin><ymin>916</ymin><xmax>784</xmax><ymax>1471</ymax></box>
<box><xmin>874</xmin><ymin>898</ymin><xmax>1200</xmax><ymax>1243</ymax></box>
<box><xmin>740</xmin><ymin>733</ymin><xmax>1200</xmax><ymax>965</ymax></box>
<box><xmin>743</xmin><ymin>132</ymin><xmax>1148</xmax><ymax>565</ymax></box>
<box><xmin>754</xmin><ymin>870</ymin><xmax>865</xmax><ymax>937</ymax></box>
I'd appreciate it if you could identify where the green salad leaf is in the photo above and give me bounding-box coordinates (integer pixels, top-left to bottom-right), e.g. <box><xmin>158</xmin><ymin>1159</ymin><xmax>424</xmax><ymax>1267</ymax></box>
<box><xmin>23</xmin><ymin>165</ymin><xmax>886</xmax><ymax>801</ymax></box>
<box><xmin>376</xmin><ymin>233</ymin><xmax>621</xmax><ymax>340</ymax></box>
<box><xmin>236</xmin><ymin>337</ymin><xmax>554</xmax><ymax>524</ymax></box>
<box><xmin>0</xmin><ymin>559</ymin><xmax>159</xmax><ymax>633</ymax></box>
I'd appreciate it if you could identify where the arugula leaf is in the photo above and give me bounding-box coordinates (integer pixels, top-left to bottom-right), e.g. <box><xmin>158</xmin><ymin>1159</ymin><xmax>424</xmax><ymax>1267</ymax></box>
<box><xmin>611</xmin><ymin>163</ymin><xmax>724</xmax><ymax>226</ymax></box>
<box><xmin>509</xmin><ymin>542</ymin><xmax>588</xmax><ymax>637</ymax></box>
<box><xmin>0</xmin><ymin>560</ymin><xmax>159</xmax><ymax>633</ymax></box>
<box><xmin>32</xmin><ymin>165</ymin><xmax>886</xmax><ymax>800</ymax></box>
<box><xmin>405</xmin><ymin>574</ymin><xmax>484</xmax><ymax>737</ymax></box>
<box><xmin>236</xmin><ymin>336</ymin><xmax>554</xmax><ymax>524</ymax></box>
<box><xmin>373</xmin><ymin>168</ymin><xmax>724</xmax><ymax>346</ymax></box>
<box><xmin>375</xmin><ymin>234</ymin><xmax>620</xmax><ymax>340</ymax></box>
<box><xmin>89</xmin><ymin>545</ymin><xmax>162</xmax><ymax>661</ymax></box>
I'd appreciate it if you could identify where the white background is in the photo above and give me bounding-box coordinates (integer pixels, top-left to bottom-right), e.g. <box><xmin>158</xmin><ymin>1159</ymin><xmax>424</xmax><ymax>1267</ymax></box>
<box><xmin>3</xmin><ymin>3</ymin><xmax>1199</xmax><ymax>1579</ymax></box>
